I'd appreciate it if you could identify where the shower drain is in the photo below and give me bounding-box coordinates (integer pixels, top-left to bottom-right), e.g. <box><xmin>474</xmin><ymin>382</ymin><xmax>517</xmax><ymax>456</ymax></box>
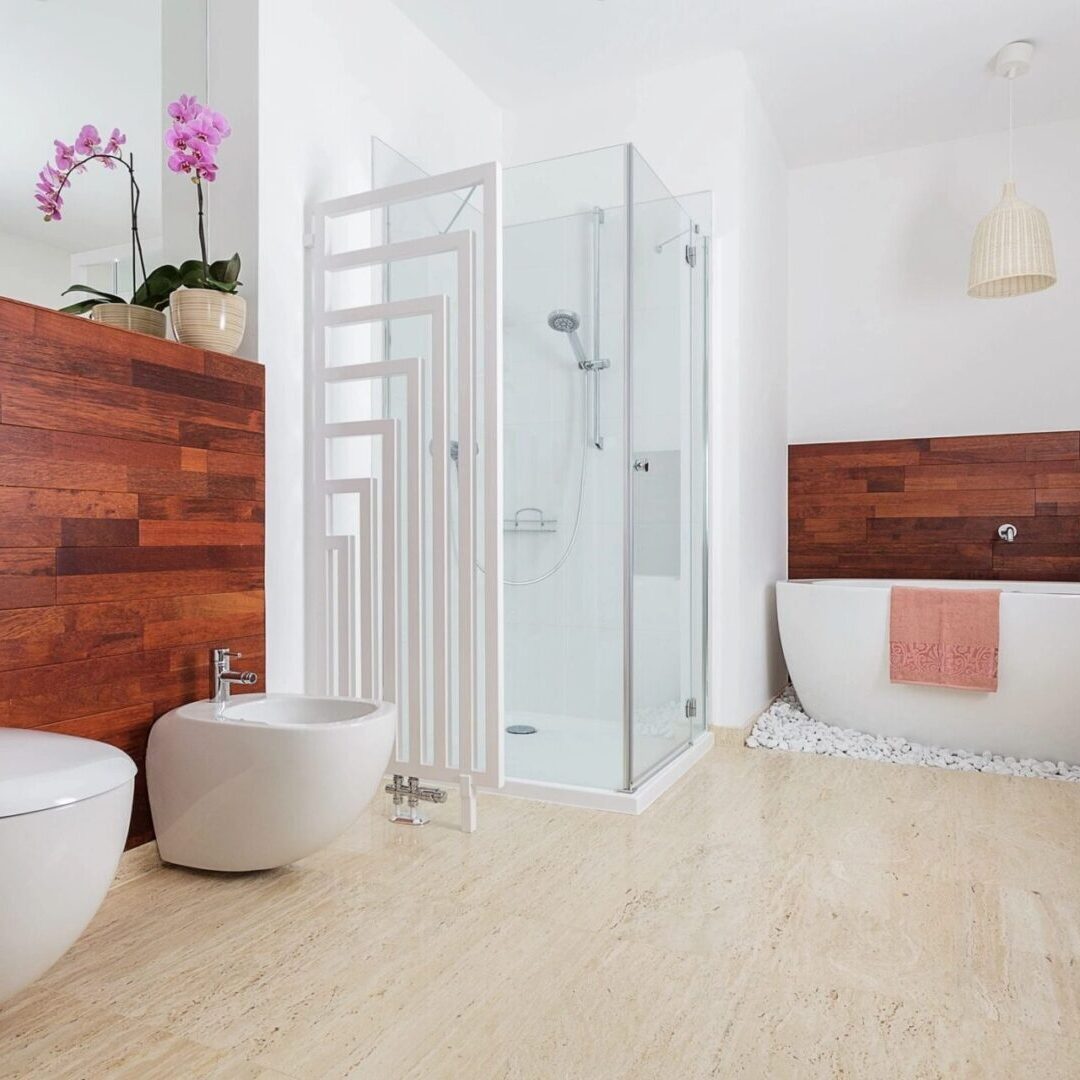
<box><xmin>506</xmin><ymin>724</ymin><xmax>538</xmax><ymax>735</ymax></box>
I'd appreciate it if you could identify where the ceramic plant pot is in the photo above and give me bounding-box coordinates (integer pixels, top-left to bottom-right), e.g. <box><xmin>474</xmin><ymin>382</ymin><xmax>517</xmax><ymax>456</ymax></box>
<box><xmin>170</xmin><ymin>287</ymin><xmax>246</xmax><ymax>355</ymax></box>
<box><xmin>89</xmin><ymin>303</ymin><xmax>167</xmax><ymax>339</ymax></box>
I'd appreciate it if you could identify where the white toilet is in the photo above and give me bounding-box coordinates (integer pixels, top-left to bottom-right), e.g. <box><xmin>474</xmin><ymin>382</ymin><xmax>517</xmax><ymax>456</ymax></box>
<box><xmin>147</xmin><ymin>693</ymin><xmax>396</xmax><ymax>871</ymax></box>
<box><xmin>0</xmin><ymin>729</ymin><xmax>135</xmax><ymax>1005</ymax></box>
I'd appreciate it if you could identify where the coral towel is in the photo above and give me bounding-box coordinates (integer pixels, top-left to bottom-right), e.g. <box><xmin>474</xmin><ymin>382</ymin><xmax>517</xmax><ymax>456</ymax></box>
<box><xmin>889</xmin><ymin>587</ymin><xmax>1000</xmax><ymax>692</ymax></box>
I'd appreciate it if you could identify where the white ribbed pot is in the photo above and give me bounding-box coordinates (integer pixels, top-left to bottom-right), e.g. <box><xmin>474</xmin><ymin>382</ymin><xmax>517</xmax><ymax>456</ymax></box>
<box><xmin>170</xmin><ymin>288</ymin><xmax>247</xmax><ymax>355</ymax></box>
<box><xmin>90</xmin><ymin>303</ymin><xmax>167</xmax><ymax>339</ymax></box>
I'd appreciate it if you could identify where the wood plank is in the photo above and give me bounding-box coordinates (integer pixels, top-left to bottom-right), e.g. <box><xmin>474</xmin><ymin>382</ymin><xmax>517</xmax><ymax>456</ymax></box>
<box><xmin>1035</xmin><ymin>489</ymin><xmax>1080</xmax><ymax>515</ymax></box>
<box><xmin>0</xmin><ymin>453</ymin><xmax>129</xmax><ymax>493</ymax></box>
<box><xmin>0</xmin><ymin>296</ymin><xmax>264</xmax><ymax>848</ymax></box>
<box><xmin>178</xmin><ymin>421</ymin><xmax>264</xmax><ymax>456</ymax></box>
<box><xmin>206</xmin><ymin>474</ymin><xmax>260</xmax><ymax>500</ymax></box>
<box><xmin>131</xmin><ymin>359</ymin><xmax>263</xmax><ymax>410</ymax></box>
<box><xmin>0</xmin><ymin>549</ymin><xmax>56</xmax><ymax>610</ymax></box>
<box><xmin>138</xmin><ymin>495</ymin><xmax>264</xmax><ymax>522</ymax></box>
<box><xmin>789</xmin><ymin>489</ymin><xmax>1036</xmax><ymax>519</ymax></box>
<box><xmin>139</xmin><ymin>521</ymin><xmax>265</xmax><ymax>547</ymax></box>
<box><xmin>28</xmin><ymin>305</ymin><xmax>207</xmax><ymax>375</ymax></box>
<box><xmin>126</xmin><ymin>466</ymin><xmax>210</xmax><ymax>497</ymax></box>
<box><xmin>2</xmin><ymin>382</ymin><xmax>181</xmax><ymax>443</ymax></box>
<box><xmin>903</xmin><ymin>463</ymin><xmax>1042</xmax><ymax>491</ymax></box>
<box><xmin>0</xmin><ymin>517</ymin><xmax>61</xmax><ymax>548</ymax></box>
<box><xmin>57</xmin><ymin>544</ymin><xmax>263</xmax><ymax>576</ymax></box>
<box><xmin>0</xmin><ymin>359</ymin><xmax>263</xmax><ymax>439</ymax></box>
<box><xmin>0</xmin><ymin>423</ymin><xmax>181</xmax><ymax>470</ymax></box>
<box><xmin>41</xmin><ymin>703</ymin><xmax>156</xmax><ymax>751</ymax></box>
<box><xmin>789</xmin><ymin>438</ymin><xmax>928</xmax><ymax>461</ymax></box>
<box><xmin>206</xmin><ymin>447</ymin><xmax>264</xmax><ymax>477</ymax></box>
<box><xmin>790</xmin><ymin>432</ymin><xmax>1080</xmax><ymax>582</ymax></box>
<box><xmin>0</xmin><ymin>487</ymin><xmax>138</xmax><ymax>519</ymax></box>
<box><xmin>60</xmin><ymin>519</ymin><xmax>140</xmax><ymax>547</ymax></box>
<box><xmin>204</xmin><ymin>352</ymin><xmax>265</xmax><ymax>387</ymax></box>
<box><xmin>922</xmin><ymin>432</ymin><xmax>1079</xmax><ymax>463</ymax></box>
<box><xmin>0</xmin><ymin>602</ymin><xmax>141</xmax><ymax>672</ymax></box>
<box><xmin>56</xmin><ymin>567</ymin><xmax>264</xmax><ymax>604</ymax></box>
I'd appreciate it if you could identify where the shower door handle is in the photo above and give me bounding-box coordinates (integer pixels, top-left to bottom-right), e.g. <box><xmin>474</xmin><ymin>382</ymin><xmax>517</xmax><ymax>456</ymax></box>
<box><xmin>633</xmin><ymin>458</ymin><xmax>650</xmax><ymax>473</ymax></box>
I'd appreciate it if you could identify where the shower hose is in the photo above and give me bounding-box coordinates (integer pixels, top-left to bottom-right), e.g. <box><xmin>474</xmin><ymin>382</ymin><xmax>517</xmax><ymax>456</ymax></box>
<box><xmin>450</xmin><ymin>374</ymin><xmax>590</xmax><ymax>587</ymax></box>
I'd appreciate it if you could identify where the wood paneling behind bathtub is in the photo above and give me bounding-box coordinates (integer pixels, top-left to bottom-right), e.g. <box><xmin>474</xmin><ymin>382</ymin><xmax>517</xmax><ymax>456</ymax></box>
<box><xmin>789</xmin><ymin>432</ymin><xmax>1080</xmax><ymax>581</ymax></box>
<box><xmin>0</xmin><ymin>297</ymin><xmax>264</xmax><ymax>847</ymax></box>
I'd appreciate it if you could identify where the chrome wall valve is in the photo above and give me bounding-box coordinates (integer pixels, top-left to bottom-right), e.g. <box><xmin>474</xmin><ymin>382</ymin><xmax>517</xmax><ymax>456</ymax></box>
<box><xmin>385</xmin><ymin>774</ymin><xmax>448</xmax><ymax>826</ymax></box>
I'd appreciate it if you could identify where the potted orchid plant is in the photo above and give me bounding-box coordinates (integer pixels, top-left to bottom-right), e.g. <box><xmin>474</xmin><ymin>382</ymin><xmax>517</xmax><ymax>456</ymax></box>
<box><xmin>36</xmin><ymin>125</ymin><xmax>171</xmax><ymax>337</ymax></box>
<box><xmin>164</xmin><ymin>94</ymin><xmax>246</xmax><ymax>355</ymax></box>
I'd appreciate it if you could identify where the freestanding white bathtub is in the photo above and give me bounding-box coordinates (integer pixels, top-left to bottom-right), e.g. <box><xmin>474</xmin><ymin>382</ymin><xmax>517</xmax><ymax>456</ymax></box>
<box><xmin>777</xmin><ymin>579</ymin><xmax>1080</xmax><ymax>765</ymax></box>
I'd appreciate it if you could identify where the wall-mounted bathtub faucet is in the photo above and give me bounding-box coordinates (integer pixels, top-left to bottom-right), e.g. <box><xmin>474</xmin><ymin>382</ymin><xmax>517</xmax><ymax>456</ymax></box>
<box><xmin>997</xmin><ymin>523</ymin><xmax>1018</xmax><ymax>543</ymax></box>
<box><xmin>211</xmin><ymin>647</ymin><xmax>258</xmax><ymax>706</ymax></box>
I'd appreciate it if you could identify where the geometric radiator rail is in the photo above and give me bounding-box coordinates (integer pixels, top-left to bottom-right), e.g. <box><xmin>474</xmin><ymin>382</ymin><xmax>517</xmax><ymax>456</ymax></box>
<box><xmin>307</xmin><ymin>163</ymin><xmax>504</xmax><ymax>796</ymax></box>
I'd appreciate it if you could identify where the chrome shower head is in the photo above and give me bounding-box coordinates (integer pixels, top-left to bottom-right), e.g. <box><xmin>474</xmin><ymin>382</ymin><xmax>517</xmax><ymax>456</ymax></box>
<box><xmin>547</xmin><ymin>309</ymin><xmax>581</xmax><ymax>334</ymax></box>
<box><xmin>547</xmin><ymin>309</ymin><xmax>588</xmax><ymax>366</ymax></box>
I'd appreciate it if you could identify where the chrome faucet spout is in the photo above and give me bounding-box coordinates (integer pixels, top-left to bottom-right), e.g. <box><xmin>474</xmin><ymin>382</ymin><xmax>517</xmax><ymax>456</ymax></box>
<box><xmin>211</xmin><ymin>647</ymin><xmax>259</xmax><ymax>707</ymax></box>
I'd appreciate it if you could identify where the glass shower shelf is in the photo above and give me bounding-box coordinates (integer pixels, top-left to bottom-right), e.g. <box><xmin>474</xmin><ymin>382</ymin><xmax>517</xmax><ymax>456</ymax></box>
<box><xmin>503</xmin><ymin>507</ymin><xmax>557</xmax><ymax>533</ymax></box>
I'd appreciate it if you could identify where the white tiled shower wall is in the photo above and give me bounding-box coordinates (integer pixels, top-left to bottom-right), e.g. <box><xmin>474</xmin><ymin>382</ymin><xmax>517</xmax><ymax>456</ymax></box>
<box><xmin>503</xmin><ymin>189</ymin><xmax>696</xmax><ymax>740</ymax></box>
<box><xmin>503</xmin><ymin>209</ymin><xmax>627</xmax><ymax>726</ymax></box>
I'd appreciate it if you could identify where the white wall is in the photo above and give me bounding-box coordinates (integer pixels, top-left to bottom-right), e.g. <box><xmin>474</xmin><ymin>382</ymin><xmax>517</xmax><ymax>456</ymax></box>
<box><xmin>505</xmin><ymin>51</ymin><xmax>790</xmax><ymax>727</ymax></box>
<box><xmin>0</xmin><ymin>231</ymin><xmax>70</xmax><ymax>309</ymax></box>
<box><xmin>208</xmin><ymin>0</ymin><xmax>258</xmax><ymax>359</ymax></box>
<box><xmin>259</xmin><ymin>0</ymin><xmax>503</xmax><ymax>692</ymax></box>
<box><xmin>789</xmin><ymin>116</ymin><xmax>1080</xmax><ymax>444</ymax></box>
<box><xmin>728</xmin><ymin>81</ymin><xmax>789</xmax><ymax>726</ymax></box>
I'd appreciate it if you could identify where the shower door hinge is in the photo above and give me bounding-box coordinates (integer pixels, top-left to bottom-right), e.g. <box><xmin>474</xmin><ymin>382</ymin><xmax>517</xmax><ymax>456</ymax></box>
<box><xmin>685</xmin><ymin>697</ymin><xmax>698</xmax><ymax>719</ymax></box>
<box><xmin>685</xmin><ymin>244</ymin><xmax>697</xmax><ymax>268</ymax></box>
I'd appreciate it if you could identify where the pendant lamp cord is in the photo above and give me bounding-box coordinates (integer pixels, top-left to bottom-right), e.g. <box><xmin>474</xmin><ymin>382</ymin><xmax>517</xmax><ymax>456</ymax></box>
<box><xmin>1007</xmin><ymin>74</ymin><xmax>1015</xmax><ymax>182</ymax></box>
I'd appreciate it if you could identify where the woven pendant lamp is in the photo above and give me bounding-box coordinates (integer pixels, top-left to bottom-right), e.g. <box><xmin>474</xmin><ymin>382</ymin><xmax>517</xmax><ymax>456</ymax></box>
<box><xmin>968</xmin><ymin>41</ymin><xmax>1057</xmax><ymax>299</ymax></box>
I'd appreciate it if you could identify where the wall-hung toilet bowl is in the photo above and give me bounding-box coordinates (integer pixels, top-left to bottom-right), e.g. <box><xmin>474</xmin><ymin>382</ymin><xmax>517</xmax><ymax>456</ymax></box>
<box><xmin>147</xmin><ymin>694</ymin><xmax>396</xmax><ymax>871</ymax></box>
<box><xmin>0</xmin><ymin>729</ymin><xmax>135</xmax><ymax>1005</ymax></box>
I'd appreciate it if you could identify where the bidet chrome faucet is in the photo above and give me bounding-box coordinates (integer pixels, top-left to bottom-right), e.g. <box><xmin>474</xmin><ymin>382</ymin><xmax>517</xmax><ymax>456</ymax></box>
<box><xmin>211</xmin><ymin>647</ymin><xmax>258</xmax><ymax>706</ymax></box>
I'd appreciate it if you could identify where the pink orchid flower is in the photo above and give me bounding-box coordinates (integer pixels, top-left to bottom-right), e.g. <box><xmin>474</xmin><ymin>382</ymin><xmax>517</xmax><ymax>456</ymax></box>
<box><xmin>104</xmin><ymin>128</ymin><xmax>126</xmax><ymax>154</ymax></box>
<box><xmin>187</xmin><ymin>111</ymin><xmax>223</xmax><ymax>148</ymax></box>
<box><xmin>167</xmin><ymin>94</ymin><xmax>201</xmax><ymax>124</ymax></box>
<box><xmin>53</xmin><ymin>140</ymin><xmax>75</xmax><ymax>171</ymax></box>
<box><xmin>165</xmin><ymin>95</ymin><xmax>230</xmax><ymax>184</ymax></box>
<box><xmin>202</xmin><ymin>108</ymin><xmax>231</xmax><ymax>139</ymax></box>
<box><xmin>74</xmin><ymin>124</ymin><xmax>101</xmax><ymax>156</ymax></box>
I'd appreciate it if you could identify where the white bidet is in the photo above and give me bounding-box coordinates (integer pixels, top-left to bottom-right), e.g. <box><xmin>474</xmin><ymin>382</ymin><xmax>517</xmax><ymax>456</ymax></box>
<box><xmin>146</xmin><ymin>694</ymin><xmax>396</xmax><ymax>871</ymax></box>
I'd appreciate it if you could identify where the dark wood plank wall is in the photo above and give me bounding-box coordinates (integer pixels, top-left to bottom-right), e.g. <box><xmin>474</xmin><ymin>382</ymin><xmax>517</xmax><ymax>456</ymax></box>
<box><xmin>0</xmin><ymin>297</ymin><xmax>264</xmax><ymax>847</ymax></box>
<box><xmin>789</xmin><ymin>431</ymin><xmax>1080</xmax><ymax>581</ymax></box>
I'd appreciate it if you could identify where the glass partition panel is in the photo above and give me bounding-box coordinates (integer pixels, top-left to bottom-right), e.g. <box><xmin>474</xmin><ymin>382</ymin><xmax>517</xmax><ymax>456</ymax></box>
<box><xmin>499</xmin><ymin>145</ymin><xmax>629</xmax><ymax>789</ymax></box>
<box><xmin>628</xmin><ymin>146</ymin><xmax>696</xmax><ymax>787</ymax></box>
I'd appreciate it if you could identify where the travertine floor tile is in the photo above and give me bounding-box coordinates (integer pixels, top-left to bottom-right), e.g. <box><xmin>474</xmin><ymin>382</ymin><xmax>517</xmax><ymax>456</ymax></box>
<box><xmin>2</xmin><ymin>741</ymin><xmax>1079</xmax><ymax>1078</ymax></box>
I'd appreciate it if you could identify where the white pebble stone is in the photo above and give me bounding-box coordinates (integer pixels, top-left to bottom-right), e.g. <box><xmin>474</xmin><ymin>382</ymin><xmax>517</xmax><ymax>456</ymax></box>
<box><xmin>746</xmin><ymin>685</ymin><xmax>1079</xmax><ymax>785</ymax></box>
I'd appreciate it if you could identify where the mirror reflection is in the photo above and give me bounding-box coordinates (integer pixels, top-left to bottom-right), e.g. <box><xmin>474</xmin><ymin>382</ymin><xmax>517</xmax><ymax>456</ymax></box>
<box><xmin>0</xmin><ymin>0</ymin><xmax>207</xmax><ymax>311</ymax></box>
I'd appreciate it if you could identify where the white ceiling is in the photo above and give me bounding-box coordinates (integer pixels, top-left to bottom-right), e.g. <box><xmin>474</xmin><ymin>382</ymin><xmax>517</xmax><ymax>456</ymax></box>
<box><xmin>393</xmin><ymin>0</ymin><xmax>1080</xmax><ymax>167</ymax></box>
<box><xmin>0</xmin><ymin>0</ymin><xmax>163</xmax><ymax>254</ymax></box>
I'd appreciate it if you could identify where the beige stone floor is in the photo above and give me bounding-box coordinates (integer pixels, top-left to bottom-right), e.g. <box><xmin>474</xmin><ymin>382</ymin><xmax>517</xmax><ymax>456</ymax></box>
<box><xmin>3</xmin><ymin>741</ymin><xmax>1080</xmax><ymax>1079</ymax></box>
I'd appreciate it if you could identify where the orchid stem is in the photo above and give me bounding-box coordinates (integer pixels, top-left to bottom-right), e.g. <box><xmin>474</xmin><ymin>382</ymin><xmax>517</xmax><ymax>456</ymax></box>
<box><xmin>56</xmin><ymin>150</ymin><xmax>149</xmax><ymax>301</ymax></box>
<box><xmin>196</xmin><ymin>179</ymin><xmax>209</xmax><ymax>283</ymax></box>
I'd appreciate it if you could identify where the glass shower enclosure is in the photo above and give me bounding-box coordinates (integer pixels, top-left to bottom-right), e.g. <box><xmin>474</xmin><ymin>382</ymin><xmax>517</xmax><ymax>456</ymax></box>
<box><xmin>373</xmin><ymin>140</ymin><xmax>709</xmax><ymax>799</ymax></box>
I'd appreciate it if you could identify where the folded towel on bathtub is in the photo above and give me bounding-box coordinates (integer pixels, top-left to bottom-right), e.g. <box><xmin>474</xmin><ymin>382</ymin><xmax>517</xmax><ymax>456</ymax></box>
<box><xmin>889</xmin><ymin>586</ymin><xmax>1000</xmax><ymax>692</ymax></box>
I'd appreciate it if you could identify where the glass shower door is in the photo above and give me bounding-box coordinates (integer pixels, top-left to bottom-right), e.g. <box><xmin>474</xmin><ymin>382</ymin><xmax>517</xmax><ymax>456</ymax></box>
<box><xmin>627</xmin><ymin>146</ymin><xmax>697</xmax><ymax>788</ymax></box>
